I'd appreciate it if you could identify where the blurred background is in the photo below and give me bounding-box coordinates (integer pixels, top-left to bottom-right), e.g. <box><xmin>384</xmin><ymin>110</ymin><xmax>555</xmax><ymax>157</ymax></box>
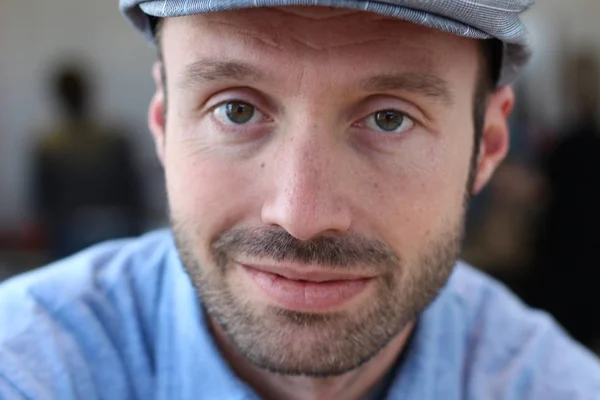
<box><xmin>1</xmin><ymin>0</ymin><xmax>600</xmax><ymax>350</ymax></box>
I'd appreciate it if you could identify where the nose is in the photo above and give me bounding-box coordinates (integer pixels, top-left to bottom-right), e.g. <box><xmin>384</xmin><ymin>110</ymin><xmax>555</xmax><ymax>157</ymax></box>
<box><xmin>261</xmin><ymin>127</ymin><xmax>352</xmax><ymax>241</ymax></box>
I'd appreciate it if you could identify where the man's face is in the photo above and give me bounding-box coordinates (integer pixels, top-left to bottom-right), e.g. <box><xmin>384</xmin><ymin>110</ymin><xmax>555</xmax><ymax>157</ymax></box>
<box><xmin>151</xmin><ymin>7</ymin><xmax>507</xmax><ymax>377</ymax></box>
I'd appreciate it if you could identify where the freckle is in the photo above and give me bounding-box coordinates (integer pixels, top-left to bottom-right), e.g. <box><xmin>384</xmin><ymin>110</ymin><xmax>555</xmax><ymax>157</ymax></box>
<box><xmin>373</xmin><ymin>182</ymin><xmax>379</xmax><ymax>189</ymax></box>
<box><xmin>261</xmin><ymin>162</ymin><xmax>265</xmax><ymax>168</ymax></box>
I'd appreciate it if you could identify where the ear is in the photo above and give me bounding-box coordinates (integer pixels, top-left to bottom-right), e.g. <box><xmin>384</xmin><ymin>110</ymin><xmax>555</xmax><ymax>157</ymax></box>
<box><xmin>149</xmin><ymin>61</ymin><xmax>167</xmax><ymax>166</ymax></box>
<box><xmin>471</xmin><ymin>85</ymin><xmax>514</xmax><ymax>194</ymax></box>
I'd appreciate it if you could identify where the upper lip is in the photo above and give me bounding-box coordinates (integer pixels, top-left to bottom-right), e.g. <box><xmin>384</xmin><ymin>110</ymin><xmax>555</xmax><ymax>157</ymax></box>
<box><xmin>240</xmin><ymin>263</ymin><xmax>375</xmax><ymax>283</ymax></box>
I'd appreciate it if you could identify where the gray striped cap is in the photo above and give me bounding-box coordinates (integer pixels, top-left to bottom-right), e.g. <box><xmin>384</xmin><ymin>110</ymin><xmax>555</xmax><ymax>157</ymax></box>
<box><xmin>120</xmin><ymin>0</ymin><xmax>534</xmax><ymax>85</ymax></box>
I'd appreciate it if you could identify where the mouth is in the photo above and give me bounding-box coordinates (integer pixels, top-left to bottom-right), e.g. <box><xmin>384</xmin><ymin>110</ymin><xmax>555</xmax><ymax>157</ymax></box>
<box><xmin>239</xmin><ymin>263</ymin><xmax>375</xmax><ymax>312</ymax></box>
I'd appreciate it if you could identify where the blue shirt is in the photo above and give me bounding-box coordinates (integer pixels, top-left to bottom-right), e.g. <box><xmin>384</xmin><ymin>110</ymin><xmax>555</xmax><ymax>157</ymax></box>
<box><xmin>1</xmin><ymin>230</ymin><xmax>599</xmax><ymax>399</ymax></box>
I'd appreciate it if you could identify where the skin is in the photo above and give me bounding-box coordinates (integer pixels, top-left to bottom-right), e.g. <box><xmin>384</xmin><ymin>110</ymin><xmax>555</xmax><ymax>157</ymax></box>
<box><xmin>148</xmin><ymin>7</ymin><xmax>513</xmax><ymax>400</ymax></box>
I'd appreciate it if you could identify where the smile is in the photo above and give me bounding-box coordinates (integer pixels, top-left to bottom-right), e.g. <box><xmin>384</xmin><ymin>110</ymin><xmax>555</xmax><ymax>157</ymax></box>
<box><xmin>240</xmin><ymin>263</ymin><xmax>375</xmax><ymax>312</ymax></box>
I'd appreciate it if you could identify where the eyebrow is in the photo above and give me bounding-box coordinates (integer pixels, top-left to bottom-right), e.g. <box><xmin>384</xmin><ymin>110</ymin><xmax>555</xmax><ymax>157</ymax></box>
<box><xmin>178</xmin><ymin>60</ymin><xmax>264</xmax><ymax>89</ymax></box>
<box><xmin>361</xmin><ymin>72</ymin><xmax>454</xmax><ymax>105</ymax></box>
<box><xmin>178</xmin><ymin>59</ymin><xmax>453</xmax><ymax>105</ymax></box>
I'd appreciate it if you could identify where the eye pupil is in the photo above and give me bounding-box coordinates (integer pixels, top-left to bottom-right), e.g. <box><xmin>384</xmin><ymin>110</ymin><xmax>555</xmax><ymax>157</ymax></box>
<box><xmin>226</xmin><ymin>101</ymin><xmax>255</xmax><ymax>124</ymax></box>
<box><xmin>375</xmin><ymin>110</ymin><xmax>404</xmax><ymax>131</ymax></box>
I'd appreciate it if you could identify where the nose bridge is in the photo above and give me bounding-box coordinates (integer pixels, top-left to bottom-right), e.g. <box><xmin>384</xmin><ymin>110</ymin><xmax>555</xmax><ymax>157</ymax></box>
<box><xmin>261</xmin><ymin>119</ymin><xmax>351</xmax><ymax>240</ymax></box>
<box><xmin>286</xmin><ymin>128</ymin><xmax>329</xmax><ymax>198</ymax></box>
<box><xmin>279</xmin><ymin>124</ymin><xmax>335</xmax><ymax>217</ymax></box>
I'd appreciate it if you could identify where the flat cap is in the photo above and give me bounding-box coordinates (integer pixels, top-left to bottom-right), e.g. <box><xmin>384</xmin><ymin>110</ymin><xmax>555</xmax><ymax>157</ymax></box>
<box><xmin>120</xmin><ymin>0</ymin><xmax>534</xmax><ymax>85</ymax></box>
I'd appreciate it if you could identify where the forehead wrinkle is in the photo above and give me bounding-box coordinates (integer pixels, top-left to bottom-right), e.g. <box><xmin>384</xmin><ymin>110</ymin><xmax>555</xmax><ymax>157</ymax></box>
<box><xmin>208</xmin><ymin>19</ymin><xmax>392</xmax><ymax>54</ymax></box>
<box><xmin>205</xmin><ymin>19</ymin><xmax>284</xmax><ymax>50</ymax></box>
<box><xmin>202</xmin><ymin>9</ymin><xmax>421</xmax><ymax>53</ymax></box>
<box><xmin>287</xmin><ymin>35</ymin><xmax>390</xmax><ymax>52</ymax></box>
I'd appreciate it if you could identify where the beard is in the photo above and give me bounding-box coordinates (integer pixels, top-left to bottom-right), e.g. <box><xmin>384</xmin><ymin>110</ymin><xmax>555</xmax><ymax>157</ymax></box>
<box><xmin>172</xmin><ymin>215</ymin><xmax>464</xmax><ymax>378</ymax></box>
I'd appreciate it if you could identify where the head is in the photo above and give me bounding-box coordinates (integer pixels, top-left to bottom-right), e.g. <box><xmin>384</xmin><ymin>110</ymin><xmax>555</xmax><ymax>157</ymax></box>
<box><xmin>148</xmin><ymin>7</ymin><xmax>513</xmax><ymax>377</ymax></box>
<box><xmin>50</xmin><ymin>64</ymin><xmax>91</xmax><ymax>120</ymax></box>
<box><xmin>567</xmin><ymin>50</ymin><xmax>600</xmax><ymax>121</ymax></box>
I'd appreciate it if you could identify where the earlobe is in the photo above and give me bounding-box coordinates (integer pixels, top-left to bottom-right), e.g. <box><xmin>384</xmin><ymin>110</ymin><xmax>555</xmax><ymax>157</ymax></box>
<box><xmin>471</xmin><ymin>85</ymin><xmax>514</xmax><ymax>194</ymax></box>
<box><xmin>149</xmin><ymin>61</ymin><xmax>166</xmax><ymax>165</ymax></box>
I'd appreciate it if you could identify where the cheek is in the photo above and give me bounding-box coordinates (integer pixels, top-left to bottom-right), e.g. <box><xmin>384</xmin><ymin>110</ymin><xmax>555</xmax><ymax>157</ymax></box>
<box><xmin>165</xmin><ymin>144</ymin><xmax>263</xmax><ymax>237</ymax></box>
<box><xmin>362</xmin><ymin>128</ymin><xmax>472</xmax><ymax>257</ymax></box>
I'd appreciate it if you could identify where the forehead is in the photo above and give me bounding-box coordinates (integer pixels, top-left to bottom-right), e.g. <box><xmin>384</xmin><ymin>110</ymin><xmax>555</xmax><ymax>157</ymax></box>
<box><xmin>160</xmin><ymin>7</ymin><xmax>480</xmax><ymax>93</ymax></box>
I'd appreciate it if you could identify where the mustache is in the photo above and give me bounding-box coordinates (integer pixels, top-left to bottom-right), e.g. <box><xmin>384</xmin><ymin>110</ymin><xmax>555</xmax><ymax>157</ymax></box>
<box><xmin>211</xmin><ymin>227</ymin><xmax>400</xmax><ymax>268</ymax></box>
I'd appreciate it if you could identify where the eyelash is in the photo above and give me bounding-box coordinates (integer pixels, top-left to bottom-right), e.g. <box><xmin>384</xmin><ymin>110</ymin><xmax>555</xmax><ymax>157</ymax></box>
<box><xmin>212</xmin><ymin>100</ymin><xmax>269</xmax><ymax>126</ymax></box>
<box><xmin>354</xmin><ymin>110</ymin><xmax>416</xmax><ymax>135</ymax></box>
<box><xmin>210</xmin><ymin>100</ymin><xmax>418</xmax><ymax>135</ymax></box>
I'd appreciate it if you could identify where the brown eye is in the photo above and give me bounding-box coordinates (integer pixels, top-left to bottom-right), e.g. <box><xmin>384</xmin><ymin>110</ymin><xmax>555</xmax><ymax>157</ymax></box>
<box><xmin>375</xmin><ymin>110</ymin><xmax>406</xmax><ymax>131</ymax></box>
<box><xmin>364</xmin><ymin>109</ymin><xmax>415</xmax><ymax>134</ymax></box>
<box><xmin>225</xmin><ymin>101</ymin><xmax>255</xmax><ymax>124</ymax></box>
<box><xmin>213</xmin><ymin>101</ymin><xmax>265</xmax><ymax>126</ymax></box>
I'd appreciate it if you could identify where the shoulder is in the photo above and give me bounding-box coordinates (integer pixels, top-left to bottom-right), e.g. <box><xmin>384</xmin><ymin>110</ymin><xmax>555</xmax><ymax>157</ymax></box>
<box><xmin>443</xmin><ymin>263</ymin><xmax>600</xmax><ymax>398</ymax></box>
<box><xmin>0</xmin><ymin>229</ymin><xmax>174</xmax><ymax>399</ymax></box>
<box><xmin>0</xmin><ymin>229</ymin><xmax>173</xmax><ymax>334</ymax></box>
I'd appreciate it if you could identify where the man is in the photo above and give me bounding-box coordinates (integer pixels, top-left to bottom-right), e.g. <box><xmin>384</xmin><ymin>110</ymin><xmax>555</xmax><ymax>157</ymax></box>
<box><xmin>1</xmin><ymin>1</ymin><xmax>599</xmax><ymax>399</ymax></box>
<box><xmin>33</xmin><ymin>63</ymin><xmax>143</xmax><ymax>260</ymax></box>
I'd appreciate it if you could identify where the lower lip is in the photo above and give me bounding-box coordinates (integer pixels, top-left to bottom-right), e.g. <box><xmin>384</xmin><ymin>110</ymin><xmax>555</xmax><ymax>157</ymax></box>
<box><xmin>241</xmin><ymin>265</ymin><xmax>372</xmax><ymax>312</ymax></box>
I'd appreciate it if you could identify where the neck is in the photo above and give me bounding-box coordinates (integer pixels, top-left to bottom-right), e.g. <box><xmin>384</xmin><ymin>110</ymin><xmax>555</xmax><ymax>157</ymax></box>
<box><xmin>210</xmin><ymin>318</ymin><xmax>415</xmax><ymax>400</ymax></box>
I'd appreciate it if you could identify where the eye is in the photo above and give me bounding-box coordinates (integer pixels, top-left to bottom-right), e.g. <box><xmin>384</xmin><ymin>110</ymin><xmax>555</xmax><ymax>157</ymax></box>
<box><xmin>363</xmin><ymin>109</ymin><xmax>415</xmax><ymax>134</ymax></box>
<box><xmin>213</xmin><ymin>101</ymin><xmax>266</xmax><ymax>125</ymax></box>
